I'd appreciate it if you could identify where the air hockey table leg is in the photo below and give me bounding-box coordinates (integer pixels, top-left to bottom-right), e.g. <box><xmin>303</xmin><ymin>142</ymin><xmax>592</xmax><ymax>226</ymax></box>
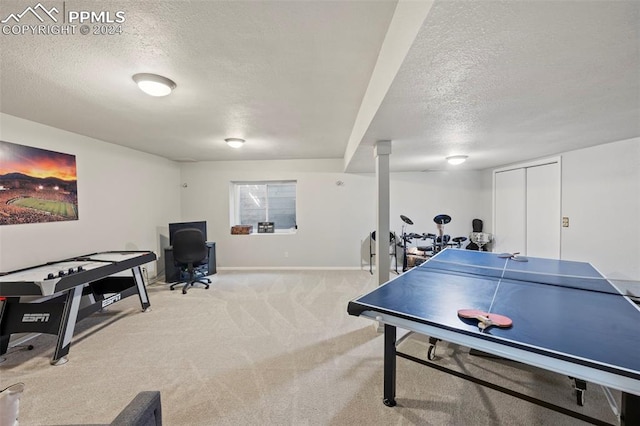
<box><xmin>383</xmin><ymin>324</ymin><xmax>397</xmax><ymax>407</ymax></box>
<box><xmin>0</xmin><ymin>298</ymin><xmax>11</xmax><ymax>362</ymax></box>
<box><xmin>132</xmin><ymin>266</ymin><xmax>151</xmax><ymax>312</ymax></box>
<box><xmin>51</xmin><ymin>286</ymin><xmax>83</xmax><ymax>365</ymax></box>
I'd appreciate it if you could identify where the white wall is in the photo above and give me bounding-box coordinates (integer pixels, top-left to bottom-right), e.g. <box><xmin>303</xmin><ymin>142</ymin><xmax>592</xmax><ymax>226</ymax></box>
<box><xmin>560</xmin><ymin>137</ymin><xmax>640</xmax><ymax>280</ymax></box>
<box><xmin>0</xmin><ymin>113</ymin><xmax>181</xmax><ymax>276</ymax></box>
<box><xmin>0</xmin><ymin>115</ymin><xmax>488</xmax><ymax>274</ymax></box>
<box><xmin>179</xmin><ymin>160</ymin><xmax>488</xmax><ymax>268</ymax></box>
<box><xmin>390</xmin><ymin>171</ymin><xmax>491</xmax><ymax>238</ymax></box>
<box><xmin>4</xmin><ymin>113</ymin><xmax>634</xmax><ymax>278</ymax></box>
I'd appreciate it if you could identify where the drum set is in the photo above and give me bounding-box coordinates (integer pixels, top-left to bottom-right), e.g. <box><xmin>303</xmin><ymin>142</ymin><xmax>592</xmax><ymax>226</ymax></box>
<box><xmin>398</xmin><ymin>214</ymin><xmax>469</xmax><ymax>271</ymax></box>
<box><xmin>397</xmin><ymin>214</ymin><xmax>493</xmax><ymax>271</ymax></box>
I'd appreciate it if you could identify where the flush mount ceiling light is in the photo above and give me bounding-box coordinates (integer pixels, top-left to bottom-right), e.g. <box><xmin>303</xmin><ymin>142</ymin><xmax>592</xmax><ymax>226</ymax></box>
<box><xmin>446</xmin><ymin>155</ymin><xmax>468</xmax><ymax>165</ymax></box>
<box><xmin>225</xmin><ymin>138</ymin><xmax>245</xmax><ymax>148</ymax></box>
<box><xmin>132</xmin><ymin>73</ymin><xmax>176</xmax><ymax>97</ymax></box>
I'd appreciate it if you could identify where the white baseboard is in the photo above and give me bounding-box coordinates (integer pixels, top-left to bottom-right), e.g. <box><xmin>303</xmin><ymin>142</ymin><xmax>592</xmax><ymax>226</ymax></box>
<box><xmin>216</xmin><ymin>266</ymin><xmax>365</xmax><ymax>271</ymax></box>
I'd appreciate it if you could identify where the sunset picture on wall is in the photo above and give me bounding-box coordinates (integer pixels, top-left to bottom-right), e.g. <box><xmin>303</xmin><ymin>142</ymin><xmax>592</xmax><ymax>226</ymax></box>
<box><xmin>0</xmin><ymin>140</ymin><xmax>78</xmax><ymax>225</ymax></box>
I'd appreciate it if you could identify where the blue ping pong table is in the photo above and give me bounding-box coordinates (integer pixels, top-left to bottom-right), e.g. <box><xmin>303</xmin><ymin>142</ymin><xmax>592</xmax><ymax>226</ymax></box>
<box><xmin>348</xmin><ymin>248</ymin><xmax>640</xmax><ymax>425</ymax></box>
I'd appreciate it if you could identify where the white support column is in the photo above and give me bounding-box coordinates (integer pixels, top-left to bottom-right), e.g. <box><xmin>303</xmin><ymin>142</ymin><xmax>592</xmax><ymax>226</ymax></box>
<box><xmin>374</xmin><ymin>140</ymin><xmax>392</xmax><ymax>285</ymax></box>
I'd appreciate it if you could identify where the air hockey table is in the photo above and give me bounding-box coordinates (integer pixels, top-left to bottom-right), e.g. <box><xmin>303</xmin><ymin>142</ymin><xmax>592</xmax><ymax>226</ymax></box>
<box><xmin>0</xmin><ymin>251</ymin><xmax>156</xmax><ymax>365</ymax></box>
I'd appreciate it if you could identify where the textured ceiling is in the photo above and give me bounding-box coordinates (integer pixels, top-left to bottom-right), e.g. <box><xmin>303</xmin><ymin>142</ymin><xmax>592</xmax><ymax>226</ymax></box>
<box><xmin>0</xmin><ymin>1</ymin><xmax>638</xmax><ymax>172</ymax></box>
<box><xmin>346</xmin><ymin>0</ymin><xmax>640</xmax><ymax>172</ymax></box>
<box><xmin>0</xmin><ymin>0</ymin><xmax>396</xmax><ymax>162</ymax></box>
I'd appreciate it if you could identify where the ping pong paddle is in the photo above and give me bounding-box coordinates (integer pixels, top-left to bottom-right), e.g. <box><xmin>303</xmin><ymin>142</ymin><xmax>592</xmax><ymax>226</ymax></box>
<box><xmin>457</xmin><ymin>309</ymin><xmax>513</xmax><ymax>330</ymax></box>
<box><xmin>497</xmin><ymin>252</ymin><xmax>528</xmax><ymax>262</ymax></box>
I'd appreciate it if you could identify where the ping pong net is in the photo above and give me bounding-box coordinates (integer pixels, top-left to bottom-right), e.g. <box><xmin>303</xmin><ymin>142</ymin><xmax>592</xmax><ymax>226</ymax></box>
<box><xmin>418</xmin><ymin>257</ymin><xmax>640</xmax><ymax>301</ymax></box>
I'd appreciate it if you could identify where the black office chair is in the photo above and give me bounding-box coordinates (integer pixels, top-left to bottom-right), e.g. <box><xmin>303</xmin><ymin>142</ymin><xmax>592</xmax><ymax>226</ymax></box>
<box><xmin>169</xmin><ymin>228</ymin><xmax>211</xmax><ymax>294</ymax></box>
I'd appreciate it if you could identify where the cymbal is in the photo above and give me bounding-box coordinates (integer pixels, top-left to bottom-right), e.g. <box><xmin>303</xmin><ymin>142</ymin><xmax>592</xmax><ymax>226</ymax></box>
<box><xmin>400</xmin><ymin>215</ymin><xmax>414</xmax><ymax>225</ymax></box>
<box><xmin>433</xmin><ymin>214</ymin><xmax>451</xmax><ymax>224</ymax></box>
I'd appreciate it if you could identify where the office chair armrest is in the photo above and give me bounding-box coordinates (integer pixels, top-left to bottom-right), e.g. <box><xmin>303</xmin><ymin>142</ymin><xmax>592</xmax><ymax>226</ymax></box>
<box><xmin>110</xmin><ymin>391</ymin><xmax>162</xmax><ymax>426</ymax></box>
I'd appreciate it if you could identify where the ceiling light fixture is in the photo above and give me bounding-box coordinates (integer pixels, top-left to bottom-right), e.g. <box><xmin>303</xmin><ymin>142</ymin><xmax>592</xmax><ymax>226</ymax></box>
<box><xmin>225</xmin><ymin>138</ymin><xmax>245</xmax><ymax>148</ymax></box>
<box><xmin>132</xmin><ymin>73</ymin><xmax>176</xmax><ymax>97</ymax></box>
<box><xmin>446</xmin><ymin>155</ymin><xmax>468</xmax><ymax>165</ymax></box>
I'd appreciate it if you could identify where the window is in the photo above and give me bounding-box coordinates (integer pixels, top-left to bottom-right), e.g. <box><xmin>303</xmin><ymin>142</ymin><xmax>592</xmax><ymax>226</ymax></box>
<box><xmin>231</xmin><ymin>181</ymin><xmax>297</xmax><ymax>233</ymax></box>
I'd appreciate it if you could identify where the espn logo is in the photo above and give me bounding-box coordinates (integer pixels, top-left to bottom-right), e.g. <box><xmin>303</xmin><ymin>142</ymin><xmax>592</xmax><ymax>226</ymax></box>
<box><xmin>22</xmin><ymin>313</ymin><xmax>50</xmax><ymax>323</ymax></box>
<box><xmin>101</xmin><ymin>293</ymin><xmax>121</xmax><ymax>308</ymax></box>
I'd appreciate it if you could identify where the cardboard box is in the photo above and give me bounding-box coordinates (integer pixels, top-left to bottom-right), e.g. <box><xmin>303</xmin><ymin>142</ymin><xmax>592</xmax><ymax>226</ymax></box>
<box><xmin>231</xmin><ymin>225</ymin><xmax>253</xmax><ymax>235</ymax></box>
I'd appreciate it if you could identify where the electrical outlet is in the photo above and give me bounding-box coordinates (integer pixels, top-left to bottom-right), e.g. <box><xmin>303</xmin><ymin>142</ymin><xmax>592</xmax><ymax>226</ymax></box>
<box><xmin>562</xmin><ymin>217</ymin><xmax>569</xmax><ymax>227</ymax></box>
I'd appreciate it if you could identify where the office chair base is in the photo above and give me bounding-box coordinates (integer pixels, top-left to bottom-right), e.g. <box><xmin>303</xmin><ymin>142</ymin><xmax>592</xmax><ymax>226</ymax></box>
<box><xmin>170</xmin><ymin>278</ymin><xmax>211</xmax><ymax>294</ymax></box>
<box><xmin>181</xmin><ymin>280</ymin><xmax>210</xmax><ymax>294</ymax></box>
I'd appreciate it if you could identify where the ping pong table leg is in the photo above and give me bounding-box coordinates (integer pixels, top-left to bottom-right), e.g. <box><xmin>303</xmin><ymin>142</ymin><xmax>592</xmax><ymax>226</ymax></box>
<box><xmin>383</xmin><ymin>324</ymin><xmax>397</xmax><ymax>407</ymax></box>
<box><xmin>621</xmin><ymin>392</ymin><xmax>640</xmax><ymax>426</ymax></box>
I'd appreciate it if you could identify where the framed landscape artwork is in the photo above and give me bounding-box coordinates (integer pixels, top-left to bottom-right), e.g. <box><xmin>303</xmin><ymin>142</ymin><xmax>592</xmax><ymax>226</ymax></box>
<box><xmin>0</xmin><ymin>140</ymin><xmax>78</xmax><ymax>225</ymax></box>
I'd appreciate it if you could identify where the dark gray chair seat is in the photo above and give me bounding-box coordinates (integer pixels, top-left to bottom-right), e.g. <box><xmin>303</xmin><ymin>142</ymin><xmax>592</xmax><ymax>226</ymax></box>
<box><xmin>60</xmin><ymin>391</ymin><xmax>162</xmax><ymax>426</ymax></box>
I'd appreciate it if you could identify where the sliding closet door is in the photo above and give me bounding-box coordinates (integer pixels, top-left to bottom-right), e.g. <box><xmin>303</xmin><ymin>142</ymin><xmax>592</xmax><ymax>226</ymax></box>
<box><xmin>493</xmin><ymin>158</ymin><xmax>561</xmax><ymax>258</ymax></box>
<box><xmin>493</xmin><ymin>168</ymin><xmax>526</xmax><ymax>254</ymax></box>
<box><xmin>526</xmin><ymin>163</ymin><xmax>560</xmax><ymax>258</ymax></box>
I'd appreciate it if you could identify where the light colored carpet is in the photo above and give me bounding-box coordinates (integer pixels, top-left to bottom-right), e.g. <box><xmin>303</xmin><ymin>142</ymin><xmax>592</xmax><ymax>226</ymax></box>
<box><xmin>0</xmin><ymin>270</ymin><xmax>619</xmax><ymax>425</ymax></box>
